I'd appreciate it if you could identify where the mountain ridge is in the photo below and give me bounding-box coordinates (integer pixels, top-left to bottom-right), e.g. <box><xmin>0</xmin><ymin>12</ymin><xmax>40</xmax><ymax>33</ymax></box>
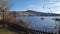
<box><xmin>10</xmin><ymin>10</ymin><xmax>60</xmax><ymax>16</ymax></box>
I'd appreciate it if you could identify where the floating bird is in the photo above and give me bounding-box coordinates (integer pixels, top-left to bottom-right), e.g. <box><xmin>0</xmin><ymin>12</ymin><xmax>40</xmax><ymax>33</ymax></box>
<box><xmin>41</xmin><ymin>18</ymin><xmax>44</xmax><ymax>20</ymax></box>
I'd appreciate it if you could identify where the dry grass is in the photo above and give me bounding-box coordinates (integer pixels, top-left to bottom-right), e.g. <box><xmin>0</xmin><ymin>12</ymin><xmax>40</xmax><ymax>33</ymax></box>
<box><xmin>0</xmin><ymin>29</ymin><xmax>18</xmax><ymax>34</ymax></box>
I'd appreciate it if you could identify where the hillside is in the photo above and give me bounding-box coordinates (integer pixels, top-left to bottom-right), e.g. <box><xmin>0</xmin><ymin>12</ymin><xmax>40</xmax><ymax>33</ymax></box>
<box><xmin>10</xmin><ymin>10</ymin><xmax>60</xmax><ymax>16</ymax></box>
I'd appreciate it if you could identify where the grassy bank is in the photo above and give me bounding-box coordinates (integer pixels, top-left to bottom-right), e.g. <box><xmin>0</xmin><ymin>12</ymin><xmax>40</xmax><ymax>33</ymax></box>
<box><xmin>0</xmin><ymin>29</ymin><xmax>18</xmax><ymax>34</ymax></box>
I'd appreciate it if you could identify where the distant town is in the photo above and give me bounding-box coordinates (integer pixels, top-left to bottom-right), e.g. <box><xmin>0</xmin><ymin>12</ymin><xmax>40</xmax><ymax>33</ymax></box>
<box><xmin>10</xmin><ymin>10</ymin><xmax>60</xmax><ymax>16</ymax></box>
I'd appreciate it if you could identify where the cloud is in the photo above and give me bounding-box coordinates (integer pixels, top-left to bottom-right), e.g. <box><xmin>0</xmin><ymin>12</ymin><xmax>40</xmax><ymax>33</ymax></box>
<box><xmin>46</xmin><ymin>2</ymin><xmax>60</xmax><ymax>8</ymax></box>
<box><xmin>26</xmin><ymin>0</ymin><xmax>60</xmax><ymax>14</ymax></box>
<box><xmin>53</xmin><ymin>10</ymin><xmax>60</xmax><ymax>14</ymax></box>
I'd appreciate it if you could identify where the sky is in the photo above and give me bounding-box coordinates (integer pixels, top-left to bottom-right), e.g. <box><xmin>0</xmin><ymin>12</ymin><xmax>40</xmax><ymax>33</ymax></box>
<box><xmin>10</xmin><ymin>0</ymin><xmax>60</xmax><ymax>14</ymax></box>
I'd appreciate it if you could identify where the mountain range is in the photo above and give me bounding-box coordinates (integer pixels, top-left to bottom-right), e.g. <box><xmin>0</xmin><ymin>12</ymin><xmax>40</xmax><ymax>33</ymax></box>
<box><xmin>10</xmin><ymin>10</ymin><xmax>60</xmax><ymax>16</ymax></box>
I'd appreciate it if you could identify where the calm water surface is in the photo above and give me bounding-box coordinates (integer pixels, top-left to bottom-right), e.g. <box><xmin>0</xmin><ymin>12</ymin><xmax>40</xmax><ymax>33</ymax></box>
<box><xmin>16</xmin><ymin>16</ymin><xmax>60</xmax><ymax>31</ymax></box>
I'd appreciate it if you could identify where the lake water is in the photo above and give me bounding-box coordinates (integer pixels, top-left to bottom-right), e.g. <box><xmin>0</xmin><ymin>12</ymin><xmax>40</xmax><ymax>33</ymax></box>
<box><xmin>16</xmin><ymin>16</ymin><xmax>60</xmax><ymax>31</ymax></box>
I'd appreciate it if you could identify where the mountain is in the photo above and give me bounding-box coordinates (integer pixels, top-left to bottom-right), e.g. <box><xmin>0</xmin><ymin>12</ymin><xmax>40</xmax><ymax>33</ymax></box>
<box><xmin>10</xmin><ymin>10</ymin><xmax>60</xmax><ymax>16</ymax></box>
<box><xmin>25</xmin><ymin>10</ymin><xmax>60</xmax><ymax>16</ymax></box>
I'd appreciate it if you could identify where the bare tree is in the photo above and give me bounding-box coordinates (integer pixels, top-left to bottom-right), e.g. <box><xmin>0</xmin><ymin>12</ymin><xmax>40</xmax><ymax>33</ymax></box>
<box><xmin>0</xmin><ymin>0</ymin><xmax>11</xmax><ymax>10</ymax></box>
<box><xmin>0</xmin><ymin>0</ymin><xmax>12</xmax><ymax>28</ymax></box>
<box><xmin>0</xmin><ymin>0</ymin><xmax>12</xmax><ymax>19</ymax></box>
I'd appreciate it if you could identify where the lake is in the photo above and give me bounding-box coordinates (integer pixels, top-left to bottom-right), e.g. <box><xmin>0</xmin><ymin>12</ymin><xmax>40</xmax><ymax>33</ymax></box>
<box><xmin>16</xmin><ymin>16</ymin><xmax>60</xmax><ymax>31</ymax></box>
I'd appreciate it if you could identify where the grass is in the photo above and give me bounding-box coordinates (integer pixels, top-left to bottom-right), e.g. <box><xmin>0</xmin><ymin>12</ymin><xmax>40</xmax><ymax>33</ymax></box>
<box><xmin>0</xmin><ymin>29</ymin><xmax>18</xmax><ymax>34</ymax></box>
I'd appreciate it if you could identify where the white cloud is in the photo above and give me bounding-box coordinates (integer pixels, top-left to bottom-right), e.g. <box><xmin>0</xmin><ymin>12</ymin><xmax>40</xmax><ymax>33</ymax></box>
<box><xmin>53</xmin><ymin>10</ymin><xmax>60</xmax><ymax>14</ymax></box>
<box><xmin>26</xmin><ymin>0</ymin><xmax>60</xmax><ymax>14</ymax></box>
